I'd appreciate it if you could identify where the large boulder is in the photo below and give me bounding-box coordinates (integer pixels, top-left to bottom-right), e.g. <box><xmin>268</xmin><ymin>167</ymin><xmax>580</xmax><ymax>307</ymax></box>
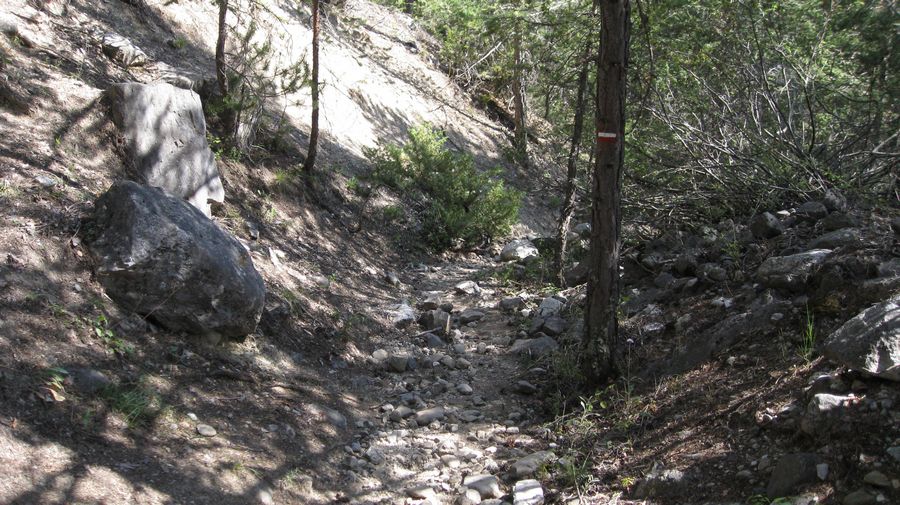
<box><xmin>750</xmin><ymin>212</ymin><xmax>784</xmax><ymax>239</ymax></box>
<box><xmin>500</xmin><ymin>239</ymin><xmax>539</xmax><ymax>262</ymax></box>
<box><xmin>757</xmin><ymin>249</ymin><xmax>831</xmax><ymax>291</ymax></box>
<box><xmin>823</xmin><ymin>298</ymin><xmax>900</xmax><ymax>381</ymax></box>
<box><xmin>88</xmin><ymin>181</ymin><xmax>265</xmax><ymax>340</ymax></box>
<box><xmin>107</xmin><ymin>82</ymin><xmax>225</xmax><ymax>216</ymax></box>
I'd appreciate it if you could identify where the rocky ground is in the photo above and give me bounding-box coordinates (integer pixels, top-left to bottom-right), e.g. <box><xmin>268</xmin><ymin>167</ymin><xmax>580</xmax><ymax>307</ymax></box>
<box><xmin>1</xmin><ymin>1</ymin><xmax>899</xmax><ymax>505</ymax></box>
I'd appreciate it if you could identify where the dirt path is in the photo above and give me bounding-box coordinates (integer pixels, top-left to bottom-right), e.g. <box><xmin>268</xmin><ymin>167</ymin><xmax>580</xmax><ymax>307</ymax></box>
<box><xmin>334</xmin><ymin>259</ymin><xmax>559</xmax><ymax>504</ymax></box>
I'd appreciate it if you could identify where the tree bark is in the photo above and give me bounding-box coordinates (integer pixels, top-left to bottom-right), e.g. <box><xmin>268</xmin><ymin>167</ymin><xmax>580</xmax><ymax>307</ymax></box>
<box><xmin>511</xmin><ymin>25</ymin><xmax>528</xmax><ymax>167</ymax></box>
<box><xmin>554</xmin><ymin>34</ymin><xmax>594</xmax><ymax>287</ymax></box>
<box><xmin>582</xmin><ymin>0</ymin><xmax>629</xmax><ymax>384</ymax></box>
<box><xmin>302</xmin><ymin>0</ymin><xmax>320</xmax><ymax>175</ymax></box>
<box><xmin>215</xmin><ymin>0</ymin><xmax>229</xmax><ymax>98</ymax></box>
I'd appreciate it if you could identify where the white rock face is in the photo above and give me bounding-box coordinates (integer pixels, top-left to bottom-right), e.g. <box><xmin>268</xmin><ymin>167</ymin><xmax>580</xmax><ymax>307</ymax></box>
<box><xmin>107</xmin><ymin>82</ymin><xmax>225</xmax><ymax>217</ymax></box>
<box><xmin>823</xmin><ymin>297</ymin><xmax>900</xmax><ymax>381</ymax></box>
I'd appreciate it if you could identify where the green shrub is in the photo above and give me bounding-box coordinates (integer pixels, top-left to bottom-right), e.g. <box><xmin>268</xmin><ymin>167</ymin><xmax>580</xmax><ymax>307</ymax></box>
<box><xmin>365</xmin><ymin>124</ymin><xmax>521</xmax><ymax>250</ymax></box>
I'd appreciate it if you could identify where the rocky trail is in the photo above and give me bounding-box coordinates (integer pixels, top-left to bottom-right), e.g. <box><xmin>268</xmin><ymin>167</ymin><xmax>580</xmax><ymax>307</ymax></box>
<box><xmin>335</xmin><ymin>260</ymin><xmax>563</xmax><ymax>504</ymax></box>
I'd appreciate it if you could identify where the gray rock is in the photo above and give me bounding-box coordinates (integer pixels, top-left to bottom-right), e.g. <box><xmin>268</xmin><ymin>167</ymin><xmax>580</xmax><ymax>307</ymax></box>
<box><xmin>500</xmin><ymin>297</ymin><xmax>525</xmax><ymax>311</ymax></box>
<box><xmin>823</xmin><ymin>190</ymin><xmax>847</xmax><ymax>212</ymax></box>
<box><xmin>842</xmin><ymin>490</ymin><xmax>875</xmax><ymax>505</ymax></box>
<box><xmin>501</xmin><ymin>239</ymin><xmax>539</xmax><ymax>262</ymax></box>
<box><xmin>70</xmin><ymin>368</ymin><xmax>111</xmax><ymax>395</ymax></box>
<box><xmin>822</xmin><ymin>212</ymin><xmax>858</xmax><ymax>231</ymax></box>
<box><xmin>456</xmin><ymin>383</ymin><xmax>473</xmax><ymax>395</ymax></box>
<box><xmin>539</xmin><ymin>316</ymin><xmax>567</xmax><ymax>336</ymax></box>
<box><xmin>537</xmin><ymin>297</ymin><xmax>564</xmax><ymax>318</ymax></box>
<box><xmin>750</xmin><ymin>212</ymin><xmax>785</xmax><ymax>239</ymax></box>
<box><xmin>698</xmin><ymin>263</ymin><xmax>728</xmax><ymax>282</ymax></box>
<box><xmin>392</xmin><ymin>302</ymin><xmax>417</xmax><ymax>328</ymax></box>
<box><xmin>372</xmin><ymin>349</ymin><xmax>389</xmax><ymax>362</ymax></box>
<box><xmin>564</xmin><ymin>261</ymin><xmax>589</xmax><ymax>286</ymax></box>
<box><xmin>809</xmin><ymin>228</ymin><xmax>861</xmax><ymax>249</ymax></box>
<box><xmin>463</xmin><ymin>474</ymin><xmax>502</xmax><ymax>499</ymax></box>
<box><xmin>510</xmin><ymin>336</ymin><xmax>558</xmax><ymax>357</ymax></box>
<box><xmin>634</xmin><ymin>467</ymin><xmax>685</xmax><ymax>499</ymax></box>
<box><xmin>796</xmin><ymin>201</ymin><xmax>828</xmax><ymax>222</ymax></box>
<box><xmin>673</xmin><ymin>252</ymin><xmax>699</xmax><ymax>276</ymax></box>
<box><xmin>418</xmin><ymin>291</ymin><xmax>443</xmax><ymax>310</ymax></box>
<box><xmin>423</xmin><ymin>332</ymin><xmax>446</xmax><ymax>348</ymax></box>
<box><xmin>876</xmin><ymin>258</ymin><xmax>900</xmax><ymax>278</ymax></box>
<box><xmin>390</xmin><ymin>406</ymin><xmax>414</xmax><ymax>422</ymax></box>
<box><xmin>862</xmin><ymin>470</ymin><xmax>890</xmax><ymax>488</ymax></box>
<box><xmin>887</xmin><ymin>446</ymin><xmax>900</xmax><ymax>463</ymax></box>
<box><xmin>513</xmin><ymin>479</ymin><xmax>544</xmax><ymax>505</ymax></box>
<box><xmin>387</xmin><ymin>355</ymin><xmax>410</xmax><ymax>373</ymax></box>
<box><xmin>196</xmin><ymin>424</ymin><xmax>217</xmax><ymax>437</ymax></box>
<box><xmin>107</xmin><ymin>82</ymin><xmax>224</xmax><ymax>216</ymax></box>
<box><xmin>415</xmin><ymin>407</ymin><xmax>445</xmax><ymax>426</ymax></box>
<box><xmin>757</xmin><ymin>249</ymin><xmax>831</xmax><ymax>291</ymax></box>
<box><xmin>572</xmin><ymin>222</ymin><xmax>591</xmax><ymax>238</ymax></box>
<box><xmin>407</xmin><ymin>485</ymin><xmax>437</xmax><ymax>501</ymax></box>
<box><xmin>512</xmin><ymin>451</ymin><xmax>555</xmax><ymax>478</ymax></box>
<box><xmin>766</xmin><ymin>453</ymin><xmax>820</xmax><ymax>498</ymax></box>
<box><xmin>457</xmin><ymin>488</ymin><xmax>483</xmax><ymax>505</ymax></box>
<box><xmin>385</xmin><ymin>271</ymin><xmax>400</xmax><ymax>286</ymax></box>
<box><xmin>460</xmin><ymin>309</ymin><xmax>486</xmax><ymax>325</ymax></box>
<box><xmin>455</xmin><ymin>280</ymin><xmax>482</xmax><ymax>295</ymax></box>
<box><xmin>822</xmin><ymin>298</ymin><xmax>900</xmax><ymax>381</ymax></box>
<box><xmin>515</xmin><ymin>381</ymin><xmax>538</xmax><ymax>395</ymax></box>
<box><xmin>420</xmin><ymin>309</ymin><xmax>452</xmax><ymax>335</ymax></box>
<box><xmin>458</xmin><ymin>410</ymin><xmax>482</xmax><ymax>422</ymax></box>
<box><xmin>892</xmin><ymin>217</ymin><xmax>900</xmax><ymax>235</ymax></box>
<box><xmin>102</xmin><ymin>33</ymin><xmax>148</xmax><ymax>67</ymax></box>
<box><xmin>87</xmin><ymin>182</ymin><xmax>264</xmax><ymax>339</ymax></box>
<box><xmin>654</xmin><ymin>272</ymin><xmax>676</xmax><ymax>289</ymax></box>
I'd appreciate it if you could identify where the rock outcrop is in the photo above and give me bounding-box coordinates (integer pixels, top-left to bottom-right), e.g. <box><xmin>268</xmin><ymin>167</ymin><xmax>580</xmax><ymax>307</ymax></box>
<box><xmin>88</xmin><ymin>181</ymin><xmax>265</xmax><ymax>340</ymax></box>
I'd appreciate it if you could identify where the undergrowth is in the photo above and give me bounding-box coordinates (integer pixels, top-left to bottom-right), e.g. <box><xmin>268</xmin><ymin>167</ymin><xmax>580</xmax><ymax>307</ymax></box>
<box><xmin>364</xmin><ymin>124</ymin><xmax>521</xmax><ymax>250</ymax></box>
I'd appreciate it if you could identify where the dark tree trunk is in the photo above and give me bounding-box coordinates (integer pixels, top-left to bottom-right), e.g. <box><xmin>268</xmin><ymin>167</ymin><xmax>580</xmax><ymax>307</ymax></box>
<box><xmin>554</xmin><ymin>34</ymin><xmax>594</xmax><ymax>287</ymax></box>
<box><xmin>512</xmin><ymin>28</ymin><xmax>528</xmax><ymax>166</ymax></box>
<box><xmin>215</xmin><ymin>0</ymin><xmax>229</xmax><ymax>98</ymax></box>
<box><xmin>582</xmin><ymin>0</ymin><xmax>629</xmax><ymax>384</ymax></box>
<box><xmin>302</xmin><ymin>0</ymin><xmax>320</xmax><ymax>175</ymax></box>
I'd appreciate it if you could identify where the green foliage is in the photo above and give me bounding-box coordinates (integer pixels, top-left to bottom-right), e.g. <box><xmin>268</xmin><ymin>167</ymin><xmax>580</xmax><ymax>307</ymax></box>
<box><xmin>799</xmin><ymin>306</ymin><xmax>816</xmax><ymax>361</ymax></box>
<box><xmin>92</xmin><ymin>315</ymin><xmax>134</xmax><ymax>356</ymax></box>
<box><xmin>365</xmin><ymin>124</ymin><xmax>521</xmax><ymax>250</ymax></box>
<box><xmin>102</xmin><ymin>383</ymin><xmax>158</xmax><ymax>428</ymax></box>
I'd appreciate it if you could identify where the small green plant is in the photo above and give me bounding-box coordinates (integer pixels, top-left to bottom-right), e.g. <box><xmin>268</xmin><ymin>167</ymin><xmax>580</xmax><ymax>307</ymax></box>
<box><xmin>364</xmin><ymin>124</ymin><xmax>521</xmax><ymax>250</ymax></box>
<box><xmin>619</xmin><ymin>475</ymin><xmax>637</xmax><ymax>489</ymax></box>
<box><xmin>346</xmin><ymin>176</ymin><xmax>369</xmax><ymax>196</ymax></box>
<box><xmin>102</xmin><ymin>383</ymin><xmax>157</xmax><ymax>427</ymax></box>
<box><xmin>381</xmin><ymin>204</ymin><xmax>404</xmax><ymax>222</ymax></box>
<box><xmin>169</xmin><ymin>37</ymin><xmax>187</xmax><ymax>50</ymax></box>
<box><xmin>799</xmin><ymin>306</ymin><xmax>816</xmax><ymax>361</ymax></box>
<box><xmin>92</xmin><ymin>315</ymin><xmax>134</xmax><ymax>356</ymax></box>
<box><xmin>207</xmin><ymin>133</ymin><xmax>240</xmax><ymax>161</ymax></box>
<box><xmin>40</xmin><ymin>366</ymin><xmax>69</xmax><ymax>402</ymax></box>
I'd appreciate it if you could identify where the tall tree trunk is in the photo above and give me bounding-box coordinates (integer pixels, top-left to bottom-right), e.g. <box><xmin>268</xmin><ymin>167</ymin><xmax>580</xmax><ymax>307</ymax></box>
<box><xmin>215</xmin><ymin>0</ymin><xmax>229</xmax><ymax>98</ymax></box>
<box><xmin>554</xmin><ymin>35</ymin><xmax>594</xmax><ymax>287</ymax></box>
<box><xmin>511</xmin><ymin>26</ymin><xmax>528</xmax><ymax>167</ymax></box>
<box><xmin>302</xmin><ymin>0</ymin><xmax>320</xmax><ymax>175</ymax></box>
<box><xmin>215</xmin><ymin>0</ymin><xmax>239</xmax><ymax>139</ymax></box>
<box><xmin>582</xmin><ymin>0</ymin><xmax>629</xmax><ymax>384</ymax></box>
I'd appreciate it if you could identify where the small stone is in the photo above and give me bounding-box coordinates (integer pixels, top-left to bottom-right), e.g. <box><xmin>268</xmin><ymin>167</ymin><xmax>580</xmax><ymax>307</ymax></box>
<box><xmin>843</xmin><ymin>489</ymin><xmax>875</xmax><ymax>505</ymax></box>
<box><xmin>187</xmin><ymin>412</ymin><xmax>199</xmax><ymax>421</ymax></box>
<box><xmin>515</xmin><ymin>381</ymin><xmax>538</xmax><ymax>395</ymax></box>
<box><xmin>459</xmin><ymin>309</ymin><xmax>486</xmax><ymax>324</ymax></box>
<box><xmin>457</xmin><ymin>488</ymin><xmax>483</xmax><ymax>505</ymax></box>
<box><xmin>463</xmin><ymin>474</ymin><xmax>502</xmax><ymax>499</ymax></box>
<box><xmin>750</xmin><ymin>212</ymin><xmax>785</xmax><ymax>239</ymax></box>
<box><xmin>424</xmin><ymin>332</ymin><xmax>446</xmax><ymax>348</ymax></box>
<box><xmin>372</xmin><ymin>349</ymin><xmax>389</xmax><ymax>361</ymax></box>
<box><xmin>457</xmin><ymin>383</ymin><xmax>474</xmax><ymax>395</ymax></box>
<box><xmin>441</xmin><ymin>454</ymin><xmax>461</xmax><ymax>468</ymax></box>
<box><xmin>863</xmin><ymin>470</ymin><xmax>891</xmax><ymax>488</ymax></box>
<box><xmin>390</xmin><ymin>406</ymin><xmax>414</xmax><ymax>422</ymax></box>
<box><xmin>455</xmin><ymin>281</ymin><xmax>481</xmax><ymax>295</ymax></box>
<box><xmin>196</xmin><ymin>424</ymin><xmax>217</xmax><ymax>437</ymax></box>
<box><xmin>415</xmin><ymin>407</ymin><xmax>445</xmax><ymax>426</ymax></box>
<box><xmin>385</xmin><ymin>271</ymin><xmax>401</xmax><ymax>286</ymax></box>
<box><xmin>513</xmin><ymin>479</ymin><xmax>544</xmax><ymax>505</ymax></box>
<box><xmin>796</xmin><ymin>201</ymin><xmax>828</xmax><ymax>222</ymax></box>
<box><xmin>407</xmin><ymin>485</ymin><xmax>436</xmax><ymax>501</ymax></box>
<box><xmin>512</xmin><ymin>451</ymin><xmax>555</xmax><ymax>478</ymax></box>
<box><xmin>500</xmin><ymin>297</ymin><xmax>525</xmax><ymax>311</ymax></box>
<box><xmin>387</xmin><ymin>355</ymin><xmax>409</xmax><ymax>373</ymax></box>
<box><xmin>34</xmin><ymin>174</ymin><xmax>58</xmax><ymax>188</ymax></box>
<box><xmin>816</xmin><ymin>463</ymin><xmax>829</xmax><ymax>480</ymax></box>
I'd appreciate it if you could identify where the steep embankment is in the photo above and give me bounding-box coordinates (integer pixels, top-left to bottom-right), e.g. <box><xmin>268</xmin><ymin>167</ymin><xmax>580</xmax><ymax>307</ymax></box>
<box><xmin>0</xmin><ymin>0</ymin><xmax>556</xmax><ymax>503</ymax></box>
